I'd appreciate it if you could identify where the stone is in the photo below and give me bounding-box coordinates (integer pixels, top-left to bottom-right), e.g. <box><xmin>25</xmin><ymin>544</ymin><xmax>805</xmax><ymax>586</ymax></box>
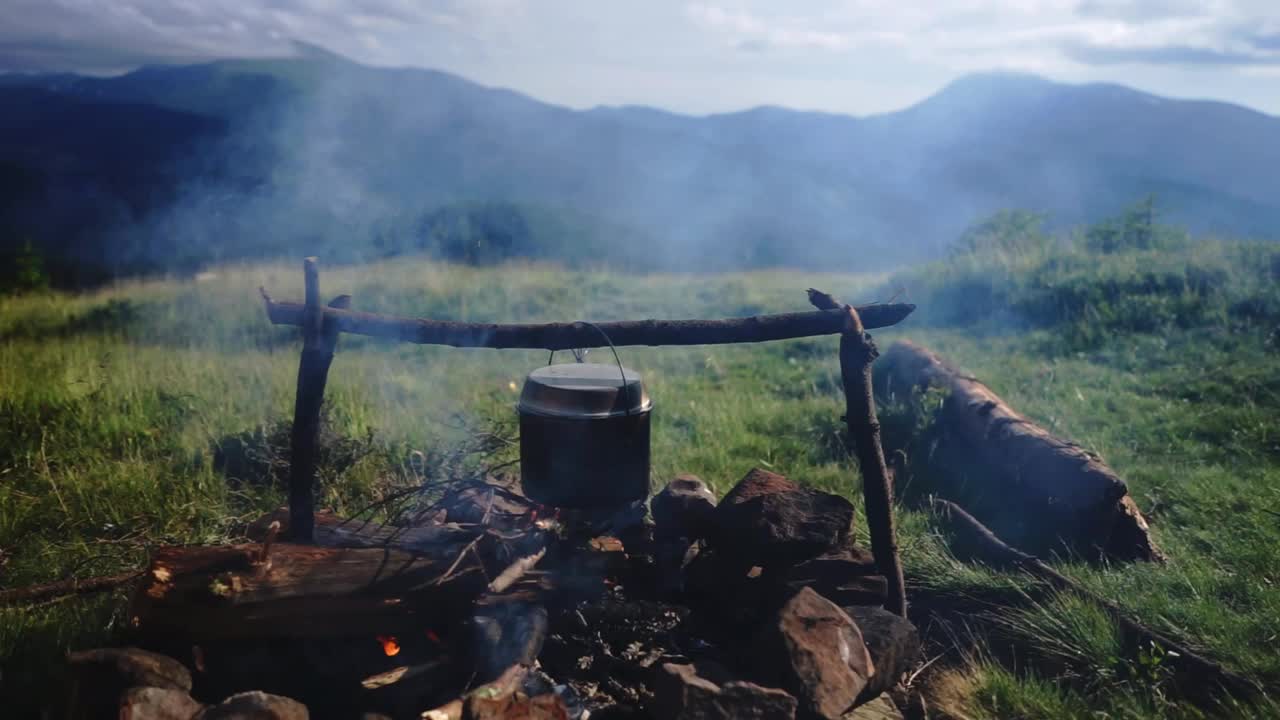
<box><xmin>651</xmin><ymin>475</ymin><xmax>718</xmax><ymax>539</ymax></box>
<box><xmin>682</xmin><ymin>548</ymin><xmax>772</xmax><ymax>628</ymax></box>
<box><xmin>845</xmin><ymin>607</ymin><xmax>921</xmax><ymax>704</ymax></box>
<box><xmin>653</xmin><ymin>662</ymin><xmax>797</xmax><ymax>720</ymax></box>
<box><xmin>67</xmin><ymin>647</ymin><xmax>194</xmax><ymax>718</ymax></box>
<box><xmin>785</xmin><ymin>549</ymin><xmax>878</xmax><ymax>586</ymax></box>
<box><xmin>801</xmin><ymin>577</ymin><xmax>888</xmax><ymax>609</ymax></box>
<box><xmin>197</xmin><ymin>691</ymin><xmax>309</xmax><ymax>720</ymax></box>
<box><xmin>710</xmin><ymin>469</ymin><xmax>854</xmax><ymax>570</ymax></box>
<box><xmin>655</xmin><ymin>537</ymin><xmax>701</xmax><ymax>597</ymax></box>
<box><xmin>68</xmin><ymin>647</ymin><xmax>193</xmax><ymax>692</ymax></box>
<box><xmin>466</xmin><ymin>692</ymin><xmax>569</xmax><ymax>720</ymax></box>
<box><xmin>470</xmin><ymin>601</ymin><xmax>549</xmax><ymax>681</ymax></box>
<box><xmin>843</xmin><ymin>696</ymin><xmax>904</xmax><ymax>720</ymax></box>
<box><xmin>121</xmin><ymin>687</ymin><xmax>204</xmax><ymax>720</ymax></box>
<box><xmin>783</xmin><ymin>549</ymin><xmax>886</xmax><ymax>608</ymax></box>
<box><xmin>753</xmin><ymin>588</ymin><xmax>875</xmax><ymax>720</ymax></box>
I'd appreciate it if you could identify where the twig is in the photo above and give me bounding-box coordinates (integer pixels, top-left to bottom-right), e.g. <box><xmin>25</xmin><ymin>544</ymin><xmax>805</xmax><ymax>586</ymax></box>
<box><xmin>256</xmin><ymin>521</ymin><xmax>281</xmax><ymax>566</ymax></box>
<box><xmin>929</xmin><ymin>497</ymin><xmax>1263</xmax><ymax>702</ymax></box>
<box><xmin>906</xmin><ymin>650</ymin><xmax>948</xmax><ymax>686</ymax></box>
<box><xmin>435</xmin><ymin>535</ymin><xmax>485</xmax><ymax>586</ymax></box>
<box><xmin>361</xmin><ymin>658</ymin><xmax>449</xmax><ymax>690</ymax></box>
<box><xmin>487</xmin><ymin>548</ymin><xmax>547</xmax><ymax>594</ymax></box>
<box><xmin>480</xmin><ymin>488</ymin><xmax>496</xmax><ymax>527</ymax></box>
<box><xmin>421</xmin><ymin>664</ymin><xmax>529</xmax><ymax>720</ymax></box>
<box><xmin>0</xmin><ymin>570</ymin><xmax>144</xmax><ymax>607</ymax></box>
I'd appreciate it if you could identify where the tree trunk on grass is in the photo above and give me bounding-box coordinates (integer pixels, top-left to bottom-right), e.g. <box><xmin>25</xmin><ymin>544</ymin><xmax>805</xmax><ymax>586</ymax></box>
<box><xmin>879</xmin><ymin>340</ymin><xmax>1162</xmax><ymax>562</ymax></box>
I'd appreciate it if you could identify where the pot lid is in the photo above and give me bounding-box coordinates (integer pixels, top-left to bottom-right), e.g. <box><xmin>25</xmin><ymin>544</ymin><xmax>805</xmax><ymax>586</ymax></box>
<box><xmin>519</xmin><ymin>363</ymin><xmax>651</xmax><ymax>419</ymax></box>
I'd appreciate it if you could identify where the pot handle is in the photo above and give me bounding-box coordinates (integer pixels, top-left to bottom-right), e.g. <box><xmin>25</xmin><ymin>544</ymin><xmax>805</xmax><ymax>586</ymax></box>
<box><xmin>547</xmin><ymin>322</ymin><xmax>633</xmax><ymax>416</ymax></box>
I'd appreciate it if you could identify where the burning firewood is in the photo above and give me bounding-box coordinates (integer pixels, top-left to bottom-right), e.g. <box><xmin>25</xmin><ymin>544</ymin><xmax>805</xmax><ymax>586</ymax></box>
<box><xmin>130</xmin><ymin>543</ymin><xmax>493</xmax><ymax>639</ymax></box>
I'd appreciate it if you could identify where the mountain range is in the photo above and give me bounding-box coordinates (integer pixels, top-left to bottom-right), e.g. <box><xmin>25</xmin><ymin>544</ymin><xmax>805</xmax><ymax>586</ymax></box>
<box><xmin>2</xmin><ymin>47</ymin><xmax>1278</xmax><ymax>281</ymax></box>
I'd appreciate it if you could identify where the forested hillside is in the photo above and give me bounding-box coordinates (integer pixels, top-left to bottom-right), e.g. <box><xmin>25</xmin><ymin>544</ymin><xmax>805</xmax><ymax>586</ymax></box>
<box><xmin>3</xmin><ymin>49</ymin><xmax>1279</xmax><ymax>284</ymax></box>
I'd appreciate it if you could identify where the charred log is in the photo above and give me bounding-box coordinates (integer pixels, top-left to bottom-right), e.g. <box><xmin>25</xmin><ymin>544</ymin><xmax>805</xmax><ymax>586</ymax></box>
<box><xmin>130</xmin><ymin>543</ymin><xmax>491</xmax><ymax>639</ymax></box>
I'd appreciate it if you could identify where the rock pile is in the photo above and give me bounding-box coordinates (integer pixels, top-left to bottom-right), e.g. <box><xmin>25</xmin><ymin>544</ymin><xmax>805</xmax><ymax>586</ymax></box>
<box><xmin>66</xmin><ymin>468</ymin><xmax>919</xmax><ymax>720</ymax></box>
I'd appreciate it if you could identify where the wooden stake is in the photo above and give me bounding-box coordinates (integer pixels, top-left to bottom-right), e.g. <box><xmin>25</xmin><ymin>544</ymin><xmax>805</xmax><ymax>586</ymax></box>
<box><xmin>809</xmin><ymin>289</ymin><xmax>907</xmax><ymax>617</ymax></box>
<box><xmin>287</xmin><ymin>259</ymin><xmax>351</xmax><ymax>543</ymax></box>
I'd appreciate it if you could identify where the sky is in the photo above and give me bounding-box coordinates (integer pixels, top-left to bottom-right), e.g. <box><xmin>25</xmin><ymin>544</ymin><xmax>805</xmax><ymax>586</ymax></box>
<box><xmin>2</xmin><ymin>0</ymin><xmax>1278</xmax><ymax>117</ymax></box>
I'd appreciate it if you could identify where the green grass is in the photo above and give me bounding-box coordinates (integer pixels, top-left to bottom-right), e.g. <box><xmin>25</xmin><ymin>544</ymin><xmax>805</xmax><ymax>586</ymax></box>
<box><xmin>1</xmin><ymin>239</ymin><xmax>1279</xmax><ymax>717</ymax></box>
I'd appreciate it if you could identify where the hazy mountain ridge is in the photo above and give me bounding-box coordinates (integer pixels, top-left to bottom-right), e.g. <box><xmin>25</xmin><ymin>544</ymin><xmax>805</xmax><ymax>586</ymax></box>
<box><xmin>2</xmin><ymin>54</ymin><xmax>1278</xmax><ymax>280</ymax></box>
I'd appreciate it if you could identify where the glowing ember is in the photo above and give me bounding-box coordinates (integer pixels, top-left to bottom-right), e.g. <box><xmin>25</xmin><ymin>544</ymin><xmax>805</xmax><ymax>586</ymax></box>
<box><xmin>377</xmin><ymin>635</ymin><xmax>401</xmax><ymax>657</ymax></box>
<box><xmin>425</xmin><ymin>629</ymin><xmax>442</xmax><ymax>645</ymax></box>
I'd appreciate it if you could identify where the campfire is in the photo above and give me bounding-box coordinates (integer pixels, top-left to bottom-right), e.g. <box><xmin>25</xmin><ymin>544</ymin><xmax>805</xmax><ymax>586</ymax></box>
<box><xmin>44</xmin><ymin>260</ymin><xmax>1251</xmax><ymax>718</ymax></box>
<box><xmin>53</xmin><ymin>261</ymin><xmax>921</xmax><ymax>719</ymax></box>
<box><xmin>101</xmin><ymin>464</ymin><xmax>918</xmax><ymax>720</ymax></box>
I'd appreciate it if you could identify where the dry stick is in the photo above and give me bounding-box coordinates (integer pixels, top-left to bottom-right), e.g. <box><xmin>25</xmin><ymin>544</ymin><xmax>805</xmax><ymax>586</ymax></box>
<box><xmin>436</xmin><ymin>535</ymin><xmax>486</xmax><ymax>586</ymax></box>
<box><xmin>487</xmin><ymin>547</ymin><xmax>547</xmax><ymax>594</ymax></box>
<box><xmin>0</xmin><ymin>570</ymin><xmax>143</xmax><ymax>606</ymax></box>
<box><xmin>286</xmin><ymin>257</ymin><xmax>352</xmax><ymax>544</ymax></box>
<box><xmin>929</xmin><ymin>498</ymin><xmax>1262</xmax><ymax>701</ymax></box>
<box><xmin>360</xmin><ymin>657</ymin><xmax>450</xmax><ymax>690</ymax></box>
<box><xmin>808</xmin><ymin>288</ymin><xmax>908</xmax><ymax>618</ymax></box>
<box><xmin>261</xmin><ymin>293</ymin><xmax>916</xmax><ymax>348</ymax></box>
<box><xmin>420</xmin><ymin>664</ymin><xmax>530</xmax><ymax>720</ymax></box>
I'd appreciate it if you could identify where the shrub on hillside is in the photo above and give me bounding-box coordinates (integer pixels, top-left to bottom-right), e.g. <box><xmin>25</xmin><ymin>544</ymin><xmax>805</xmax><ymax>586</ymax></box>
<box><xmin>0</xmin><ymin>239</ymin><xmax>49</xmax><ymax>294</ymax></box>
<box><xmin>889</xmin><ymin>199</ymin><xmax>1276</xmax><ymax>348</ymax></box>
<box><xmin>1082</xmin><ymin>196</ymin><xmax>1189</xmax><ymax>254</ymax></box>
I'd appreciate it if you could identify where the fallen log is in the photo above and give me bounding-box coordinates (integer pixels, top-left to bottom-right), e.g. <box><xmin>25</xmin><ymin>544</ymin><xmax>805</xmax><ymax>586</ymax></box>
<box><xmin>929</xmin><ymin>499</ymin><xmax>1259</xmax><ymax>703</ymax></box>
<box><xmin>130</xmin><ymin>543</ymin><xmax>491</xmax><ymax>639</ymax></box>
<box><xmin>878</xmin><ymin>340</ymin><xmax>1161</xmax><ymax>562</ymax></box>
<box><xmin>261</xmin><ymin>291</ymin><xmax>916</xmax><ymax>349</ymax></box>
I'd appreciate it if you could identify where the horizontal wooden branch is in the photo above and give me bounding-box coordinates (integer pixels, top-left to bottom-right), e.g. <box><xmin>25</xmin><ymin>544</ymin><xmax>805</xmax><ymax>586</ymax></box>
<box><xmin>261</xmin><ymin>292</ymin><xmax>915</xmax><ymax>349</ymax></box>
<box><xmin>0</xmin><ymin>570</ymin><xmax>143</xmax><ymax>606</ymax></box>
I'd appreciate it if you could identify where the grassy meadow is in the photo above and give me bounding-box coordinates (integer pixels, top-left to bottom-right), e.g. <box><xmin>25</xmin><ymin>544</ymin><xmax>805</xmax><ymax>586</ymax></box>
<box><xmin>2</xmin><ymin>217</ymin><xmax>1279</xmax><ymax>717</ymax></box>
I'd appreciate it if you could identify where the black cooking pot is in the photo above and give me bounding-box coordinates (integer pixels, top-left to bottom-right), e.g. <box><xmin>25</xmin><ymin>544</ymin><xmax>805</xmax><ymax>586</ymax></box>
<box><xmin>518</xmin><ymin>362</ymin><xmax>652</xmax><ymax>508</ymax></box>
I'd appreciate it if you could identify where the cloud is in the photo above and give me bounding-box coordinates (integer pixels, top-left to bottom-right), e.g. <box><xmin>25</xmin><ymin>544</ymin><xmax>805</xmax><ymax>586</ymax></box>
<box><xmin>0</xmin><ymin>0</ymin><xmax>491</xmax><ymax>73</ymax></box>
<box><xmin>1253</xmin><ymin>33</ymin><xmax>1280</xmax><ymax>51</ymax></box>
<box><xmin>1064</xmin><ymin>41</ymin><xmax>1280</xmax><ymax>66</ymax></box>
<box><xmin>1</xmin><ymin>0</ymin><xmax>1279</xmax><ymax>114</ymax></box>
<box><xmin>685</xmin><ymin>4</ymin><xmax>850</xmax><ymax>52</ymax></box>
<box><xmin>1073</xmin><ymin>0</ymin><xmax>1207</xmax><ymax>23</ymax></box>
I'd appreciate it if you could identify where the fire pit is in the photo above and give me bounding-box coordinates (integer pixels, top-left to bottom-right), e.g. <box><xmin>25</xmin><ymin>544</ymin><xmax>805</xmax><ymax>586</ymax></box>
<box><xmin>56</xmin><ymin>263</ymin><xmax>922</xmax><ymax>719</ymax></box>
<box><xmin>100</xmin><ymin>467</ymin><xmax>919</xmax><ymax>720</ymax></box>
